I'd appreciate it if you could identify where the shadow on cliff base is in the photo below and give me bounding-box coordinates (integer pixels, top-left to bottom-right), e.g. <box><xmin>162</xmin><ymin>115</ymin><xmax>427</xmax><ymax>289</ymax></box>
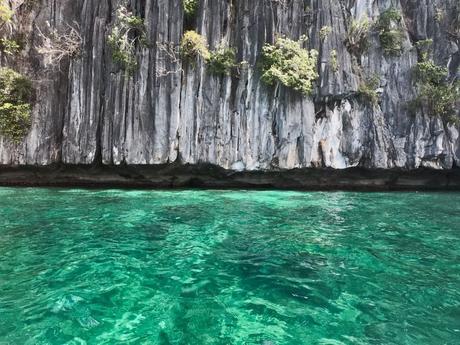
<box><xmin>0</xmin><ymin>163</ymin><xmax>459</xmax><ymax>191</ymax></box>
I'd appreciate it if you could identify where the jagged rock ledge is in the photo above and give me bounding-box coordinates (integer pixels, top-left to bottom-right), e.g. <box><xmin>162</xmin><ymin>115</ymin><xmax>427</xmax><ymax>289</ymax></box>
<box><xmin>0</xmin><ymin>165</ymin><xmax>459</xmax><ymax>191</ymax></box>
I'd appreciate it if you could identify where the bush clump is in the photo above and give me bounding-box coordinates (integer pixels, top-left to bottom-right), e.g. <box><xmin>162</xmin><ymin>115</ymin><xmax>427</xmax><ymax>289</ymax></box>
<box><xmin>0</xmin><ymin>68</ymin><xmax>33</xmax><ymax>143</ymax></box>
<box><xmin>178</xmin><ymin>33</ymin><xmax>243</xmax><ymax>76</ymax></box>
<box><xmin>0</xmin><ymin>0</ymin><xmax>13</xmax><ymax>23</ymax></box>
<box><xmin>377</xmin><ymin>8</ymin><xmax>405</xmax><ymax>56</ymax></box>
<box><xmin>414</xmin><ymin>38</ymin><xmax>433</xmax><ymax>61</ymax></box>
<box><xmin>358</xmin><ymin>75</ymin><xmax>380</xmax><ymax>105</ymax></box>
<box><xmin>183</xmin><ymin>0</ymin><xmax>198</xmax><ymax>18</ymax></box>
<box><xmin>0</xmin><ymin>38</ymin><xmax>20</xmax><ymax>55</ymax></box>
<box><xmin>330</xmin><ymin>49</ymin><xmax>339</xmax><ymax>72</ymax></box>
<box><xmin>411</xmin><ymin>60</ymin><xmax>459</xmax><ymax>124</ymax></box>
<box><xmin>180</xmin><ymin>30</ymin><xmax>210</xmax><ymax>61</ymax></box>
<box><xmin>414</xmin><ymin>60</ymin><xmax>447</xmax><ymax>84</ymax></box>
<box><xmin>260</xmin><ymin>36</ymin><xmax>318</xmax><ymax>95</ymax></box>
<box><xmin>108</xmin><ymin>5</ymin><xmax>148</xmax><ymax>74</ymax></box>
<box><xmin>207</xmin><ymin>45</ymin><xmax>236</xmax><ymax>76</ymax></box>
<box><xmin>345</xmin><ymin>16</ymin><xmax>371</xmax><ymax>56</ymax></box>
<box><xmin>319</xmin><ymin>26</ymin><xmax>332</xmax><ymax>41</ymax></box>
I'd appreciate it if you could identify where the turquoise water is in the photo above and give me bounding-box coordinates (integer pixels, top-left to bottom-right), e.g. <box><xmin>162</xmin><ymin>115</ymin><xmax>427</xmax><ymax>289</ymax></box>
<box><xmin>0</xmin><ymin>189</ymin><xmax>459</xmax><ymax>345</ymax></box>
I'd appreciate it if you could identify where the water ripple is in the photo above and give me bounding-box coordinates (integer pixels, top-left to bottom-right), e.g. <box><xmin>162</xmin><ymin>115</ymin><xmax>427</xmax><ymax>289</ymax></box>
<box><xmin>0</xmin><ymin>189</ymin><xmax>459</xmax><ymax>344</ymax></box>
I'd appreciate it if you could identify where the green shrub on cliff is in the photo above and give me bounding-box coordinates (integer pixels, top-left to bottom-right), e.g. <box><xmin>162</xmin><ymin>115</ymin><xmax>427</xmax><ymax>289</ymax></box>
<box><xmin>179</xmin><ymin>33</ymin><xmax>242</xmax><ymax>76</ymax></box>
<box><xmin>330</xmin><ymin>49</ymin><xmax>339</xmax><ymax>72</ymax></box>
<box><xmin>345</xmin><ymin>16</ymin><xmax>371</xmax><ymax>56</ymax></box>
<box><xmin>180</xmin><ymin>30</ymin><xmax>210</xmax><ymax>61</ymax></box>
<box><xmin>0</xmin><ymin>68</ymin><xmax>33</xmax><ymax>143</ymax></box>
<box><xmin>260</xmin><ymin>36</ymin><xmax>318</xmax><ymax>95</ymax></box>
<box><xmin>377</xmin><ymin>8</ymin><xmax>405</xmax><ymax>56</ymax></box>
<box><xmin>0</xmin><ymin>0</ymin><xmax>13</xmax><ymax>23</ymax></box>
<box><xmin>183</xmin><ymin>0</ymin><xmax>198</xmax><ymax>18</ymax></box>
<box><xmin>108</xmin><ymin>5</ymin><xmax>148</xmax><ymax>74</ymax></box>
<box><xmin>414</xmin><ymin>60</ymin><xmax>447</xmax><ymax>85</ymax></box>
<box><xmin>414</xmin><ymin>39</ymin><xmax>433</xmax><ymax>61</ymax></box>
<box><xmin>358</xmin><ymin>75</ymin><xmax>380</xmax><ymax>105</ymax></box>
<box><xmin>208</xmin><ymin>45</ymin><xmax>237</xmax><ymax>75</ymax></box>
<box><xmin>0</xmin><ymin>38</ymin><xmax>20</xmax><ymax>55</ymax></box>
<box><xmin>320</xmin><ymin>26</ymin><xmax>332</xmax><ymax>41</ymax></box>
<box><xmin>411</xmin><ymin>60</ymin><xmax>459</xmax><ymax>124</ymax></box>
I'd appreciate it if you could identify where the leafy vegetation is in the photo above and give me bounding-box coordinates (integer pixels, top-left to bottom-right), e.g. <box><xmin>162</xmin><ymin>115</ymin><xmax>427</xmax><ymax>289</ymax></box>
<box><xmin>180</xmin><ymin>30</ymin><xmax>210</xmax><ymax>61</ymax></box>
<box><xmin>108</xmin><ymin>5</ymin><xmax>148</xmax><ymax>74</ymax></box>
<box><xmin>414</xmin><ymin>38</ymin><xmax>433</xmax><ymax>60</ymax></box>
<box><xmin>0</xmin><ymin>0</ymin><xmax>13</xmax><ymax>24</ymax></box>
<box><xmin>358</xmin><ymin>75</ymin><xmax>380</xmax><ymax>105</ymax></box>
<box><xmin>411</xmin><ymin>60</ymin><xmax>459</xmax><ymax>124</ymax></box>
<box><xmin>377</xmin><ymin>8</ymin><xmax>405</xmax><ymax>56</ymax></box>
<box><xmin>330</xmin><ymin>49</ymin><xmax>339</xmax><ymax>73</ymax></box>
<box><xmin>178</xmin><ymin>33</ymin><xmax>243</xmax><ymax>76</ymax></box>
<box><xmin>208</xmin><ymin>45</ymin><xmax>237</xmax><ymax>76</ymax></box>
<box><xmin>345</xmin><ymin>16</ymin><xmax>371</xmax><ymax>57</ymax></box>
<box><xmin>434</xmin><ymin>8</ymin><xmax>444</xmax><ymax>23</ymax></box>
<box><xmin>319</xmin><ymin>26</ymin><xmax>332</xmax><ymax>41</ymax></box>
<box><xmin>260</xmin><ymin>36</ymin><xmax>318</xmax><ymax>95</ymax></box>
<box><xmin>414</xmin><ymin>59</ymin><xmax>447</xmax><ymax>85</ymax></box>
<box><xmin>0</xmin><ymin>37</ymin><xmax>20</xmax><ymax>55</ymax></box>
<box><xmin>183</xmin><ymin>0</ymin><xmax>198</xmax><ymax>18</ymax></box>
<box><xmin>0</xmin><ymin>68</ymin><xmax>33</xmax><ymax>143</ymax></box>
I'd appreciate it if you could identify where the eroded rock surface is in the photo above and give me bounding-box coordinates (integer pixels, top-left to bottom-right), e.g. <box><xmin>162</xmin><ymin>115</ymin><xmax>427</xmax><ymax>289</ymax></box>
<box><xmin>0</xmin><ymin>0</ymin><xmax>459</xmax><ymax>170</ymax></box>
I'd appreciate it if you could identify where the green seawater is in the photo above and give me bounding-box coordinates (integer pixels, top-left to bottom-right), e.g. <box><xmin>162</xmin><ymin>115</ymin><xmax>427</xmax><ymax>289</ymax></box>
<box><xmin>0</xmin><ymin>188</ymin><xmax>459</xmax><ymax>345</ymax></box>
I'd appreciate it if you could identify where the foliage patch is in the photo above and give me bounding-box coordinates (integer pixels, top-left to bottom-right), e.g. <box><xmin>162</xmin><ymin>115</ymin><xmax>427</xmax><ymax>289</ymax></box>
<box><xmin>377</xmin><ymin>8</ymin><xmax>405</xmax><ymax>56</ymax></box>
<box><xmin>0</xmin><ymin>68</ymin><xmax>33</xmax><ymax>143</ymax></box>
<box><xmin>330</xmin><ymin>49</ymin><xmax>339</xmax><ymax>73</ymax></box>
<box><xmin>358</xmin><ymin>75</ymin><xmax>380</xmax><ymax>106</ymax></box>
<box><xmin>208</xmin><ymin>45</ymin><xmax>237</xmax><ymax>76</ymax></box>
<box><xmin>319</xmin><ymin>26</ymin><xmax>332</xmax><ymax>41</ymax></box>
<box><xmin>260</xmin><ymin>36</ymin><xmax>318</xmax><ymax>95</ymax></box>
<box><xmin>345</xmin><ymin>16</ymin><xmax>371</xmax><ymax>57</ymax></box>
<box><xmin>108</xmin><ymin>5</ymin><xmax>148</xmax><ymax>74</ymax></box>
<box><xmin>0</xmin><ymin>37</ymin><xmax>20</xmax><ymax>55</ymax></box>
<box><xmin>180</xmin><ymin>30</ymin><xmax>210</xmax><ymax>61</ymax></box>
<box><xmin>0</xmin><ymin>0</ymin><xmax>13</xmax><ymax>23</ymax></box>
<box><xmin>411</xmin><ymin>60</ymin><xmax>459</xmax><ymax>124</ymax></box>
<box><xmin>183</xmin><ymin>0</ymin><xmax>198</xmax><ymax>18</ymax></box>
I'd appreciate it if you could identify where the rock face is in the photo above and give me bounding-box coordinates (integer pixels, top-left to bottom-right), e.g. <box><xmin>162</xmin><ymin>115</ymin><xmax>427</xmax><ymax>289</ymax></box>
<box><xmin>0</xmin><ymin>0</ymin><xmax>459</xmax><ymax>170</ymax></box>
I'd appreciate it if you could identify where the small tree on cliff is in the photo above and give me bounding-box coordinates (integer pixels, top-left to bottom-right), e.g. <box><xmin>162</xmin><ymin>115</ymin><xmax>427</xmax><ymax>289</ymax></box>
<box><xmin>260</xmin><ymin>35</ymin><xmax>318</xmax><ymax>95</ymax></box>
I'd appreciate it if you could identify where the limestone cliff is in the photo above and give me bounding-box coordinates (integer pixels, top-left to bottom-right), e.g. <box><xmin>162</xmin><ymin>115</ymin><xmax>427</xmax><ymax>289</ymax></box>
<box><xmin>0</xmin><ymin>0</ymin><xmax>459</xmax><ymax>171</ymax></box>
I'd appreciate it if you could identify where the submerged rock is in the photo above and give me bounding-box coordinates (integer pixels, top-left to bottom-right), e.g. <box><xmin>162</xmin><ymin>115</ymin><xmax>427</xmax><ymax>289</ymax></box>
<box><xmin>52</xmin><ymin>295</ymin><xmax>100</xmax><ymax>329</ymax></box>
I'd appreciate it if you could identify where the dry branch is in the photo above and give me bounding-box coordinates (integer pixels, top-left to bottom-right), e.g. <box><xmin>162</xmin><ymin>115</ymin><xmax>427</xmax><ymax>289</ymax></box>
<box><xmin>36</xmin><ymin>21</ymin><xmax>82</xmax><ymax>68</ymax></box>
<box><xmin>155</xmin><ymin>41</ymin><xmax>182</xmax><ymax>78</ymax></box>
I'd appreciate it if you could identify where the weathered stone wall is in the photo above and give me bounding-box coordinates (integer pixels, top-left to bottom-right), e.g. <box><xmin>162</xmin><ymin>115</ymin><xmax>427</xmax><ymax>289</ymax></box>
<box><xmin>0</xmin><ymin>0</ymin><xmax>459</xmax><ymax>170</ymax></box>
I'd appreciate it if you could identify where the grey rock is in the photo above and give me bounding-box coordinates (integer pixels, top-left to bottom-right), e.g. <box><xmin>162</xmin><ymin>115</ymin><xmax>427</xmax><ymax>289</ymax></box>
<box><xmin>0</xmin><ymin>0</ymin><xmax>459</xmax><ymax>170</ymax></box>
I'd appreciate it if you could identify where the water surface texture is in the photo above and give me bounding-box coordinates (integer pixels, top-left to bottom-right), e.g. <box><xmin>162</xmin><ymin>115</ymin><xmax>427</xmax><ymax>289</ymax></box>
<box><xmin>0</xmin><ymin>189</ymin><xmax>459</xmax><ymax>344</ymax></box>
